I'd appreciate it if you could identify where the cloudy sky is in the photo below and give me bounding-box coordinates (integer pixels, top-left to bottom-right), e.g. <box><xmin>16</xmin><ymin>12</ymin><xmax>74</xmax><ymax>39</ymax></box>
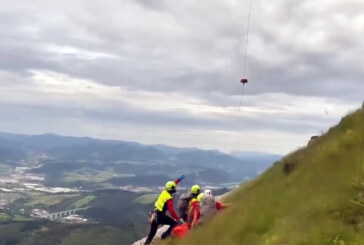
<box><xmin>0</xmin><ymin>0</ymin><xmax>363</xmax><ymax>154</ymax></box>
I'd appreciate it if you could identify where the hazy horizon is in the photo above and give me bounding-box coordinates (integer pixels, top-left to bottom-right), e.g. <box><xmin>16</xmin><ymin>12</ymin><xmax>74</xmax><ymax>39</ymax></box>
<box><xmin>1</xmin><ymin>0</ymin><xmax>363</xmax><ymax>155</ymax></box>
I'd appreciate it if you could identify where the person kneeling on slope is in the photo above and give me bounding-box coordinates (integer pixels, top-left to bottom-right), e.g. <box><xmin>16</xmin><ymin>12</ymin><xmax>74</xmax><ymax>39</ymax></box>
<box><xmin>177</xmin><ymin>184</ymin><xmax>201</xmax><ymax>222</ymax></box>
<box><xmin>144</xmin><ymin>175</ymin><xmax>185</xmax><ymax>245</ymax></box>
<box><xmin>186</xmin><ymin>185</ymin><xmax>201</xmax><ymax>226</ymax></box>
<box><xmin>191</xmin><ymin>190</ymin><xmax>227</xmax><ymax>228</ymax></box>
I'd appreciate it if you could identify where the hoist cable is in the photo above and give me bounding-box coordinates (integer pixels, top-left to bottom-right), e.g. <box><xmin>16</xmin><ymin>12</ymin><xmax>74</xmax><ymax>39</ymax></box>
<box><xmin>243</xmin><ymin>0</ymin><xmax>254</xmax><ymax>77</ymax></box>
<box><xmin>237</xmin><ymin>0</ymin><xmax>254</xmax><ymax>145</ymax></box>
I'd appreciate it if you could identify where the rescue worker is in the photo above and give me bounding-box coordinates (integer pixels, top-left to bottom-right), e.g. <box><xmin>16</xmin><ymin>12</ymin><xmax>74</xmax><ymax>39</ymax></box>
<box><xmin>191</xmin><ymin>190</ymin><xmax>227</xmax><ymax>228</ymax></box>
<box><xmin>177</xmin><ymin>184</ymin><xmax>201</xmax><ymax>223</ymax></box>
<box><xmin>144</xmin><ymin>175</ymin><xmax>185</xmax><ymax>245</ymax></box>
<box><xmin>204</xmin><ymin>189</ymin><xmax>212</xmax><ymax>195</ymax></box>
<box><xmin>186</xmin><ymin>185</ymin><xmax>201</xmax><ymax>226</ymax></box>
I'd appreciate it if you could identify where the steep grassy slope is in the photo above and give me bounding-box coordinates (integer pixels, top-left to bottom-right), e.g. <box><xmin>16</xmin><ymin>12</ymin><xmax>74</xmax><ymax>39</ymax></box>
<box><xmin>163</xmin><ymin>108</ymin><xmax>364</xmax><ymax>245</ymax></box>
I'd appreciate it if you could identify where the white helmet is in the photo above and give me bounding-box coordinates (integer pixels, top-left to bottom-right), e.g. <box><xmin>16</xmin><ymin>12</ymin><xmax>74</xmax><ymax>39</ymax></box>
<box><xmin>204</xmin><ymin>189</ymin><xmax>213</xmax><ymax>196</ymax></box>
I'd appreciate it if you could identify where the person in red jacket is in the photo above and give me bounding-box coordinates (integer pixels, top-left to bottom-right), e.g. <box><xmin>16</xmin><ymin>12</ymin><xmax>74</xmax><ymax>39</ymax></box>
<box><xmin>144</xmin><ymin>175</ymin><xmax>185</xmax><ymax>245</ymax></box>
<box><xmin>191</xmin><ymin>190</ymin><xmax>227</xmax><ymax>228</ymax></box>
<box><xmin>186</xmin><ymin>185</ymin><xmax>201</xmax><ymax>227</ymax></box>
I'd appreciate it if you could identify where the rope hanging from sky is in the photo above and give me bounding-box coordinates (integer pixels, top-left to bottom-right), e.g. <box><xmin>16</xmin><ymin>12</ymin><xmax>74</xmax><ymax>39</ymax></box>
<box><xmin>243</xmin><ymin>0</ymin><xmax>254</xmax><ymax>78</ymax></box>
<box><xmin>237</xmin><ymin>0</ymin><xmax>254</xmax><ymax>145</ymax></box>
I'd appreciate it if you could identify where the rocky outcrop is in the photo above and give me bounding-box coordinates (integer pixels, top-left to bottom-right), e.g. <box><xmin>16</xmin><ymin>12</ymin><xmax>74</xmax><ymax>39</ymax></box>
<box><xmin>308</xmin><ymin>135</ymin><xmax>319</xmax><ymax>145</ymax></box>
<box><xmin>131</xmin><ymin>226</ymin><xmax>169</xmax><ymax>245</ymax></box>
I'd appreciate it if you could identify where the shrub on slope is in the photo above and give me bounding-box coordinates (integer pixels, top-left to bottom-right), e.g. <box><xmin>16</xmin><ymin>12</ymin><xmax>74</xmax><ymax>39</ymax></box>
<box><xmin>162</xmin><ymin>108</ymin><xmax>364</xmax><ymax>245</ymax></box>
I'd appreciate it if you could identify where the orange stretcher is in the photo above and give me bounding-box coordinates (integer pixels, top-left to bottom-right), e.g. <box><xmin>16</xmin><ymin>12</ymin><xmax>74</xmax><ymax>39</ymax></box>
<box><xmin>171</xmin><ymin>223</ymin><xmax>189</xmax><ymax>238</ymax></box>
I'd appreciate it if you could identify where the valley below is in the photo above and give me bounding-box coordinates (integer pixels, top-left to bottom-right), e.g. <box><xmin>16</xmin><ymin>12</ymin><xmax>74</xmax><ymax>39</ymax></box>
<box><xmin>0</xmin><ymin>132</ymin><xmax>280</xmax><ymax>245</ymax></box>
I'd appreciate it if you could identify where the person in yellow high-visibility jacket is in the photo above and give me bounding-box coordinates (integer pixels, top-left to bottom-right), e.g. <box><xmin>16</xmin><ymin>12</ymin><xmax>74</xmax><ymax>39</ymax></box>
<box><xmin>144</xmin><ymin>175</ymin><xmax>185</xmax><ymax>245</ymax></box>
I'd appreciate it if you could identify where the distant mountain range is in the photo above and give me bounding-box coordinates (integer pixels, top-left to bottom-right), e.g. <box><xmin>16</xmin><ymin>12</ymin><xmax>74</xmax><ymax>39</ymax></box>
<box><xmin>230</xmin><ymin>151</ymin><xmax>282</xmax><ymax>165</ymax></box>
<box><xmin>0</xmin><ymin>132</ymin><xmax>282</xmax><ymax>188</ymax></box>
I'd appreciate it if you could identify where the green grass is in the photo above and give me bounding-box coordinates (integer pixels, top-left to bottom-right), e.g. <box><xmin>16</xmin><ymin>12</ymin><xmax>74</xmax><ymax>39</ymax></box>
<box><xmin>133</xmin><ymin>194</ymin><xmax>159</xmax><ymax>204</ymax></box>
<box><xmin>73</xmin><ymin>195</ymin><xmax>96</xmax><ymax>208</ymax></box>
<box><xmin>13</xmin><ymin>215</ymin><xmax>33</xmax><ymax>221</ymax></box>
<box><xmin>0</xmin><ymin>222</ymin><xmax>146</xmax><ymax>245</ymax></box>
<box><xmin>162</xmin><ymin>108</ymin><xmax>364</xmax><ymax>245</ymax></box>
<box><xmin>0</xmin><ymin>213</ymin><xmax>11</xmax><ymax>221</ymax></box>
<box><xmin>28</xmin><ymin>194</ymin><xmax>79</xmax><ymax>207</ymax></box>
<box><xmin>64</xmin><ymin>169</ymin><xmax>121</xmax><ymax>183</ymax></box>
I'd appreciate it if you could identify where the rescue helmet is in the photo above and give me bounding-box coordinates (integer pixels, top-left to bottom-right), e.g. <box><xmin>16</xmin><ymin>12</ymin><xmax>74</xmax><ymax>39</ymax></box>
<box><xmin>204</xmin><ymin>189</ymin><xmax>213</xmax><ymax>196</ymax></box>
<box><xmin>197</xmin><ymin>193</ymin><xmax>204</xmax><ymax>203</ymax></box>
<box><xmin>191</xmin><ymin>185</ymin><xmax>201</xmax><ymax>195</ymax></box>
<box><xmin>165</xmin><ymin>181</ymin><xmax>177</xmax><ymax>192</ymax></box>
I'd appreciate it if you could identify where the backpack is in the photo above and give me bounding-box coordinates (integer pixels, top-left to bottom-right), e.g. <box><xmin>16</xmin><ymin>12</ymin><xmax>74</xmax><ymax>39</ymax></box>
<box><xmin>177</xmin><ymin>191</ymin><xmax>193</xmax><ymax>220</ymax></box>
<box><xmin>199</xmin><ymin>194</ymin><xmax>217</xmax><ymax>223</ymax></box>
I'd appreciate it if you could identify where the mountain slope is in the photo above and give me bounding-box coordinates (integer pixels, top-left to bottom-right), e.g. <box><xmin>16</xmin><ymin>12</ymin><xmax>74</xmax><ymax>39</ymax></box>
<box><xmin>163</xmin><ymin>107</ymin><xmax>364</xmax><ymax>245</ymax></box>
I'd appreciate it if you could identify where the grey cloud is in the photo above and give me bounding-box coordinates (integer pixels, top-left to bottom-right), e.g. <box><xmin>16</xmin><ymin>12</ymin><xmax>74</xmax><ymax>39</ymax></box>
<box><xmin>0</xmin><ymin>0</ymin><xmax>363</xmax><ymax>153</ymax></box>
<box><xmin>1</xmin><ymin>0</ymin><xmax>363</xmax><ymax>98</ymax></box>
<box><xmin>0</xmin><ymin>96</ymin><xmax>330</xmax><ymax>136</ymax></box>
<box><xmin>133</xmin><ymin>0</ymin><xmax>168</xmax><ymax>11</ymax></box>
<box><xmin>1</xmin><ymin>0</ymin><xmax>362</xmax><ymax>102</ymax></box>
